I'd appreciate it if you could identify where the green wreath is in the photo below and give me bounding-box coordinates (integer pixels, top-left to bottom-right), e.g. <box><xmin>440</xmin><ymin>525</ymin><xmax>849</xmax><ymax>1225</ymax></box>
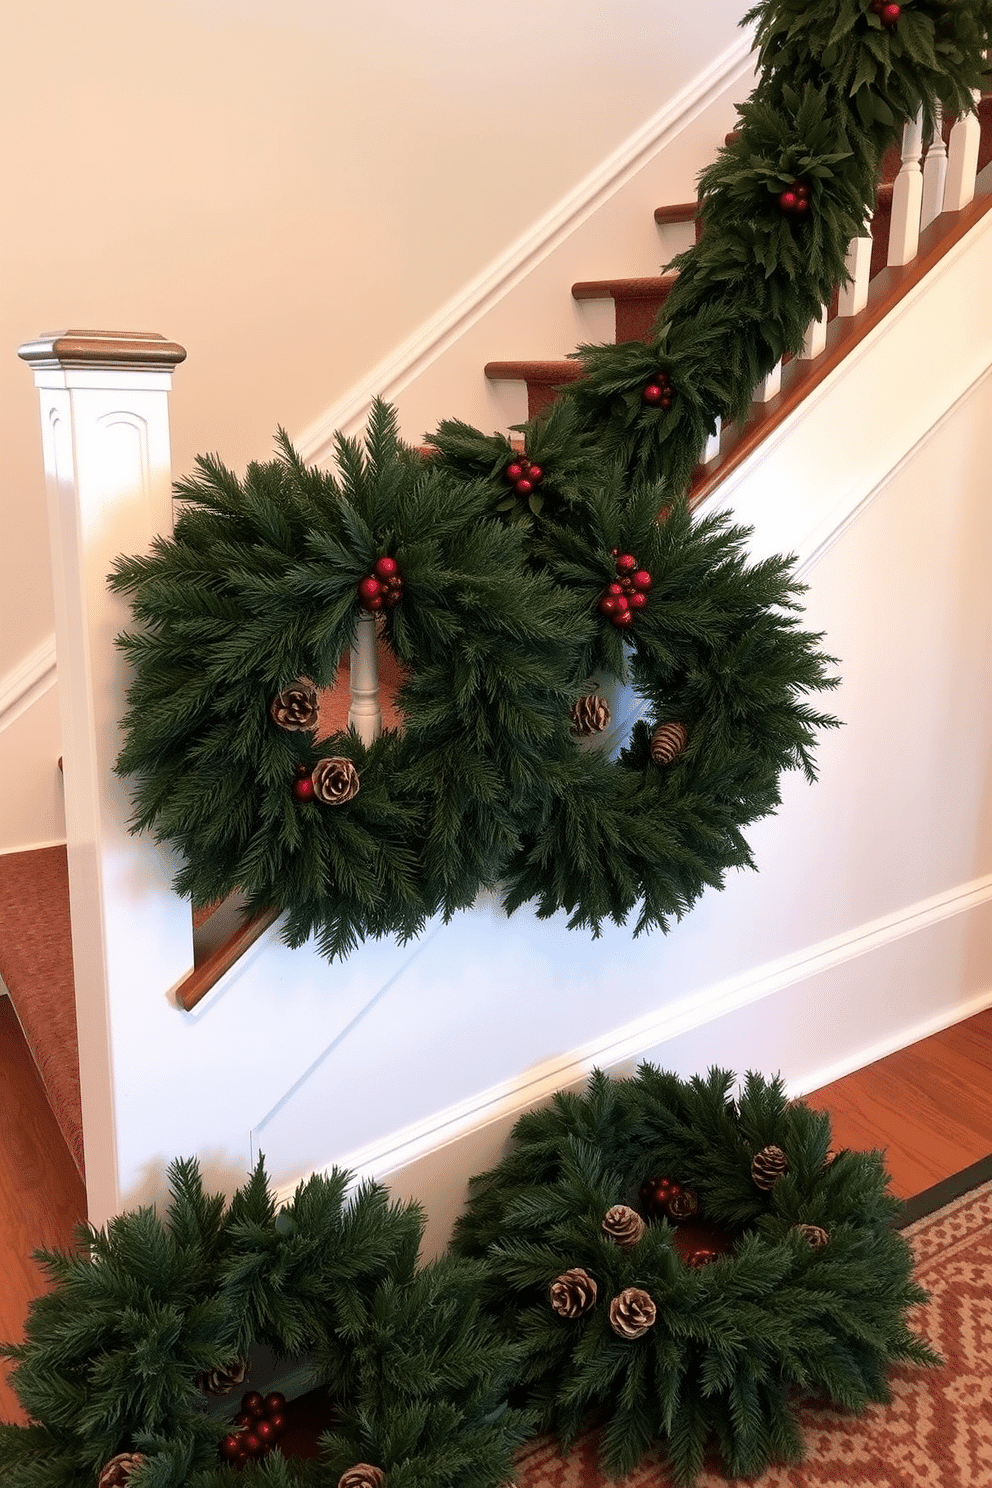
<box><xmin>110</xmin><ymin>402</ymin><xmax>585</xmax><ymax>960</ymax></box>
<box><xmin>428</xmin><ymin>418</ymin><xmax>839</xmax><ymax>936</ymax></box>
<box><xmin>452</xmin><ymin>1066</ymin><xmax>937</xmax><ymax>1487</ymax></box>
<box><xmin>0</xmin><ymin>1159</ymin><xmax>534</xmax><ymax>1488</ymax></box>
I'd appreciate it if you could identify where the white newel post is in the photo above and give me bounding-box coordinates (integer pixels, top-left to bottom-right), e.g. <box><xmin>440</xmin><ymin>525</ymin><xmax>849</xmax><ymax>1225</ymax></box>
<box><xmin>18</xmin><ymin>330</ymin><xmax>193</xmax><ymax>1227</ymax></box>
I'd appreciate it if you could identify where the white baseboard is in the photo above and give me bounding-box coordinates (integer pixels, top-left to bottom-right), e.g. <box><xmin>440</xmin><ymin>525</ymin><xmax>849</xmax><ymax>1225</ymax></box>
<box><xmin>294</xmin><ymin>35</ymin><xmax>755</xmax><ymax>461</ymax></box>
<box><xmin>0</xmin><ymin>635</ymin><xmax>57</xmax><ymax>734</ymax></box>
<box><xmin>285</xmin><ymin>873</ymin><xmax>992</xmax><ymax>1253</ymax></box>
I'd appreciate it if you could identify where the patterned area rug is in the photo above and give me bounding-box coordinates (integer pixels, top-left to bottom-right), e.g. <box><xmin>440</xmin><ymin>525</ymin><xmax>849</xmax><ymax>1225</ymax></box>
<box><xmin>514</xmin><ymin>1180</ymin><xmax>992</xmax><ymax>1488</ymax></box>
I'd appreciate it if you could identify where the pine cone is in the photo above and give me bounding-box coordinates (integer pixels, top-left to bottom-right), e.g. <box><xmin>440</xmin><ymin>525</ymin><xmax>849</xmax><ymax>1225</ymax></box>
<box><xmin>665</xmin><ymin>1187</ymin><xmax>699</xmax><ymax>1221</ymax></box>
<box><xmin>270</xmin><ymin>681</ymin><xmax>319</xmax><ymax>731</ymax></box>
<box><xmin>549</xmin><ymin>1267</ymin><xmax>598</xmax><ymax>1318</ymax></box>
<box><xmin>601</xmin><ymin>1204</ymin><xmax>645</xmax><ymax>1251</ymax></box>
<box><xmin>570</xmin><ymin>693</ymin><xmax>611</xmax><ymax>736</ymax></box>
<box><xmin>751</xmin><ymin>1144</ymin><xmax>788</xmax><ymax>1190</ymax></box>
<box><xmin>98</xmin><ymin>1454</ymin><xmax>147</xmax><ymax>1488</ymax></box>
<box><xmin>339</xmin><ymin>1466</ymin><xmax>385</xmax><ymax>1488</ymax></box>
<box><xmin>609</xmin><ymin>1286</ymin><xmax>657</xmax><ymax>1339</ymax></box>
<box><xmin>312</xmin><ymin>756</ymin><xmax>360</xmax><ymax>805</ymax></box>
<box><xmin>650</xmin><ymin>721</ymin><xmax>688</xmax><ymax>765</ymax></box>
<box><xmin>796</xmin><ymin>1223</ymin><xmax>830</xmax><ymax>1248</ymax></box>
<box><xmin>199</xmin><ymin>1358</ymin><xmax>249</xmax><ymax>1395</ymax></box>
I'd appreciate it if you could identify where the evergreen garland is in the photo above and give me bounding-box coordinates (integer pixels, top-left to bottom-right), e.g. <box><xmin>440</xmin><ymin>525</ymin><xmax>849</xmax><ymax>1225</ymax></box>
<box><xmin>530</xmin><ymin>0</ymin><xmax>991</xmax><ymax>484</ymax></box>
<box><xmin>452</xmin><ymin>1066</ymin><xmax>938</xmax><ymax>1487</ymax></box>
<box><xmin>0</xmin><ymin>1160</ymin><xmax>533</xmax><ymax>1488</ymax></box>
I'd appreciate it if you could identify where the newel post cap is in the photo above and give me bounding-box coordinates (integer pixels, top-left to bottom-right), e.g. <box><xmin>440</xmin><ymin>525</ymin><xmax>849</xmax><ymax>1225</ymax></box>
<box><xmin>17</xmin><ymin>328</ymin><xmax>187</xmax><ymax>371</ymax></box>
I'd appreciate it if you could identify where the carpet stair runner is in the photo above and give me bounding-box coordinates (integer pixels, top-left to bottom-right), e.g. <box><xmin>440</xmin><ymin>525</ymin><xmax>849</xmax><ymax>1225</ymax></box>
<box><xmin>1</xmin><ymin>99</ymin><xmax>989</xmax><ymax>1193</ymax></box>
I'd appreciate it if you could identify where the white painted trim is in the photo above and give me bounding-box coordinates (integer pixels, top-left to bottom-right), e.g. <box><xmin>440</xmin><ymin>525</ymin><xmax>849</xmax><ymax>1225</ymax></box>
<box><xmin>0</xmin><ymin>635</ymin><xmax>57</xmax><ymax>733</ymax></box>
<box><xmin>293</xmin><ymin>34</ymin><xmax>756</xmax><ymax>461</ymax></box>
<box><xmin>276</xmin><ymin>872</ymin><xmax>992</xmax><ymax>1204</ymax></box>
<box><xmin>794</xmin><ymin>360</ymin><xmax>992</xmax><ymax>580</ymax></box>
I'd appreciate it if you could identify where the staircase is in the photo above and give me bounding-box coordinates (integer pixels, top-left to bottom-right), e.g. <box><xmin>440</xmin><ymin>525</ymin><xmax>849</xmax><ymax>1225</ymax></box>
<box><xmin>3</xmin><ymin>85</ymin><xmax>992</xmax><ymax>1234</ymax></box>
<box><xmin>484</xmin><ymin>100</ymin><xmax>992</xmax><ymax>440</ymax></box>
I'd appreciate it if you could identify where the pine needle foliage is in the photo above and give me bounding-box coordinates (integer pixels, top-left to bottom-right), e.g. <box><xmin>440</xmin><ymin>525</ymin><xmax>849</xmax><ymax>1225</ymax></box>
<box><xmin>0</xmin><ymin>1159</ymin><xmax>528</xmax><ymax>1488</ymax></box>
<box><xmin>111</xmin><ymin>401</ymin><xmax>588</xmax><ymax>959</ymax></box>
<box><xmin>452</xmin><ymin>1065</ymin><xmax>938</xmax><ymax>1487</ymax></box>
<box><xmin>499</xmin><ymin>492</ymin><xmax>839</xmax><ymax>937</ymax></box>
<box><xmin>462</xmin><ymin>1</ymin><xmax>991</xmax><ymax>485</ymax></box>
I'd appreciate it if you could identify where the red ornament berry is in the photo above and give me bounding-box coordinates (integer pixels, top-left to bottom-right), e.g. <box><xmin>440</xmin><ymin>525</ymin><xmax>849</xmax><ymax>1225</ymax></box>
<box><xmin>255</xmin><ymin>1420</ymin><xmax>276</xmax><ymax>1445</ymax></box>
<box><xmin>628</xmin><ymin>591</ymin><xmax>648</xmax><ymax>610</ymax></box>
<box><xmin>642</xmin><ymin>383</ymin><xmax>663</xmax><ymax>405</ymax></box>
<box><xmin>292</xmin><ymin>776</ymin><xmax>315</xmax><ymax>803</ymax></box>
<box><xmin>631</xmin><ymin>570</ymin><xmax>653</xmax><ymax>591</ymax></box>
<box><xmin>613</xmin><ymin>595</ymin><xmax>629</xmax><ymax>612</ymax></box>
<box><xmin>242</xmin><ymin>1432</ymin><xmax>263</xmax><ymax>1456</ymax></box>
<box><xmin>366</xmin><ymin>593</ymin><xmax>384</xmax><ymax>610</ymax></box>
<box><xmin>527</xmin><ymin>463</ymin><xmax>544</xmax><ymax>484</ymax></box>
<box><xmin>358</xmin><ymin>575</ymin><xmax>382</xmax><ymax>606</ymax></box>
<box><xmin>613</xmin><ymin>609</ymin><xmax>634</xmax><ymax>628</ymax></box>
<box><xmin>686</xmin><ymin>1247</ymin><xmax>718</xmax><ymax>1268</ymax></box>
<box><xmin>607</xmin><ymin>582</ymin><xmax>624</xmax><ymax>597</ymax></box>
<box><xmin>640</xmin><ymin>1176</ymin><xmax>678</xmax><ymax>1217</ymax></box>
<box><xmin>263</xmin><ymin>1392</ymin><xmax>286</xmax><ymax>1413</ymax></box>
<box><xmin>374</xmin><ymin>556</ymin><xmax>398</xmax><ymax>580</ymax></box>
<box><xmin>233</xmin><ymin>1412</ymin><xmax>253</xmax><ymax>1429</ymax></box>
<box><xmin>515</xmin><ymin>478</ymin><xmax>534</xmax><ymax>496</ymax></box>
<box><xmin>241</xmin><ymin>1391</ymin><xmax>265</xmax><ymax>1417</ymax></box>
<box><xmin>778</xmin><ymin>189</ymin><xmax>797</xmax><ymax>213</ymax></box>
<box><xmin>615</xmin><ymin>554</ymin><xmax>638</xmax><ymax>574</ymax></box>
<box><xmin>267</xmin><ymin>1411</ymin><xmax>286</xmax><ymax>1435</ymax></box>
<box><xmin>220</xmin><ymin>1434</ymin><xmax>243</xmax><ymax>1460</ymax></box>
<box><xmin>881</xmin><ymin>2</ymin><xmax>900</xmax><ymax>23</ymax></box>
<box><xmin>504</xmin><ymin>460</ymin><xmax>525</xmax><ymax>483</ymax></box>
<box><xmin>599</xmin><ymin>596</ymin><xmax>619</xmax><ymax>616</ymax></box>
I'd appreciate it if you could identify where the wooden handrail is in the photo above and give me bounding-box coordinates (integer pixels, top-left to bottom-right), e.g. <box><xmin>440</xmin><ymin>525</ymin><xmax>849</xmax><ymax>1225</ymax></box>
<box><xmin>176</xmin><ymin>905</ymin><xmax>280</xmax><ymax>1011</ymax></box>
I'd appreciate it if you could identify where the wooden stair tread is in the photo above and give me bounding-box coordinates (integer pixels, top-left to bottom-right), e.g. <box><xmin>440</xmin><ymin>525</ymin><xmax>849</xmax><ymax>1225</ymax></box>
<box><xmin>654</xmin><ymin>202</ymin><xmax>698</xmax><ymax>224</ymax></box>
<box><xmin>0</xmin><ymin>846</ymin><xmax>83</xmax><ymax>1179</ymax></box>
<box><xmin>571</xmin><ymin>273</ymin><xmax>678</xmax><ymax>300</ymax></box>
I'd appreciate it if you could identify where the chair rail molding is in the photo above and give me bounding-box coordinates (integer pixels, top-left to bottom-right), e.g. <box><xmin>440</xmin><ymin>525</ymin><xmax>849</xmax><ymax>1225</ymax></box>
<box><xmin>0</xmin><ymin>634</ymin><xmax>57</xmax><ymax>734</ymax></box>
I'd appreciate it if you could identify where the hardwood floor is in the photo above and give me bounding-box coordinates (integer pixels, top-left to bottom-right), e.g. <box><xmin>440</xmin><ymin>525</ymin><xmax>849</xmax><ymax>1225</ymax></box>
<box><xmin>0</xmin><ymin>993</ymin><xmax>990</xmax><ymax>1426</ymax></box>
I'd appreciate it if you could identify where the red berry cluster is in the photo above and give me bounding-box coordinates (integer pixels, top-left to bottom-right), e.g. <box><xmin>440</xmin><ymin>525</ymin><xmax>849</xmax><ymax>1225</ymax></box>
<box><xmin>219</xmin><ymin>1390</ymin><xmax>287</xmax><ymax>1470</ymax></box>
<box><xmin>638</xmin><ymin>1175</ymin><xmax>698</xmax><ymax>1223</ymax></box>
<box><xmin>869</xmin><ymin>0</ymin><xmax>900</xmax><ymax>25</ymax></box>
<box><xmin>503</xmin><ymin>454</ymin><xmax>544</xmax><ymax>498</ymax></box>
<box><xmin>358</xmin><ymin>556</ymin><xmax>404</xmax><ymax>611</ymax></box>
<box><xmin>641</xmin><ymin>374</ymin><xmax>673</xmax><ymax>410</ymax></box>
<box><xmin>598</xmin><ymin>550</ymin><xmax>652</xmax><ymax>629</ymax></box>
<box><xmin>778</xmin><ymin>180</ymin><xmax>811</xmax><ymax>216</ymax></box>
<box><xmin>685</xmin><ymin>1246</ymin><xmax>719</xmax><ymax>1268</ymax></box>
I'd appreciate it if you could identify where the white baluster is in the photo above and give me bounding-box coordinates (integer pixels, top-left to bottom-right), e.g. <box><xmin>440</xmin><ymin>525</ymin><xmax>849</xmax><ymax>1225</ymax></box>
<box><xmin>702</xmin><ymin>420</ymin><xmax>721</xmax><ymax>464</ymax></box>
<box><xmin>837</xmin><ymin>215</ymin><xmax>874</xmax><ymax>317</ymax></box>
<box><xmin>756</xmin><ymin>360</ymin><xmax>782</xmax><ymax>402</ymax></box>
<box><xmin>800</xmin><ymin>305</ymin><xmax>828</xmax><ymax>360</ymax></box>
<box><xmin>888</xmin><ymin>110</ymin><xmax>924</xmax><ymax>266</ymax></box>
<box><xmin>348</xmin><ymin>612</ymin><xmax>381</xmax><ymax>744</ymax></box>
<box><xmin>921</xmin><ymin>106</ymin><xmax>948</xmax><ymax>230</ymax></box>
<box><xmin>944</xmin><ymin>90</ymin><xmax>982</xmax><ymax>212</ymax></box>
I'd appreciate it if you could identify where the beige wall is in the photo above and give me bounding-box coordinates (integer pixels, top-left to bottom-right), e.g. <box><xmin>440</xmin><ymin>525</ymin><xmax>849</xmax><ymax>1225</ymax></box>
<box><xmin>1</xmin><ymin>0</ymin><xmax>747</xmax><ymax>689</ymax></box>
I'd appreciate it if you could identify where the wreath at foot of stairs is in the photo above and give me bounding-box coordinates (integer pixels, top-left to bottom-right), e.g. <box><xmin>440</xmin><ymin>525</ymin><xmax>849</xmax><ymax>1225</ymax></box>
<box><xmin>0</xmin><ymin>1159</ymin><xmax>535</xmax><ymax>1488</ymax></box>
<box><xmin>452</xmin><ymin>1066</ymin><xmax>938</xmax><ymax>1487</ymax></box>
